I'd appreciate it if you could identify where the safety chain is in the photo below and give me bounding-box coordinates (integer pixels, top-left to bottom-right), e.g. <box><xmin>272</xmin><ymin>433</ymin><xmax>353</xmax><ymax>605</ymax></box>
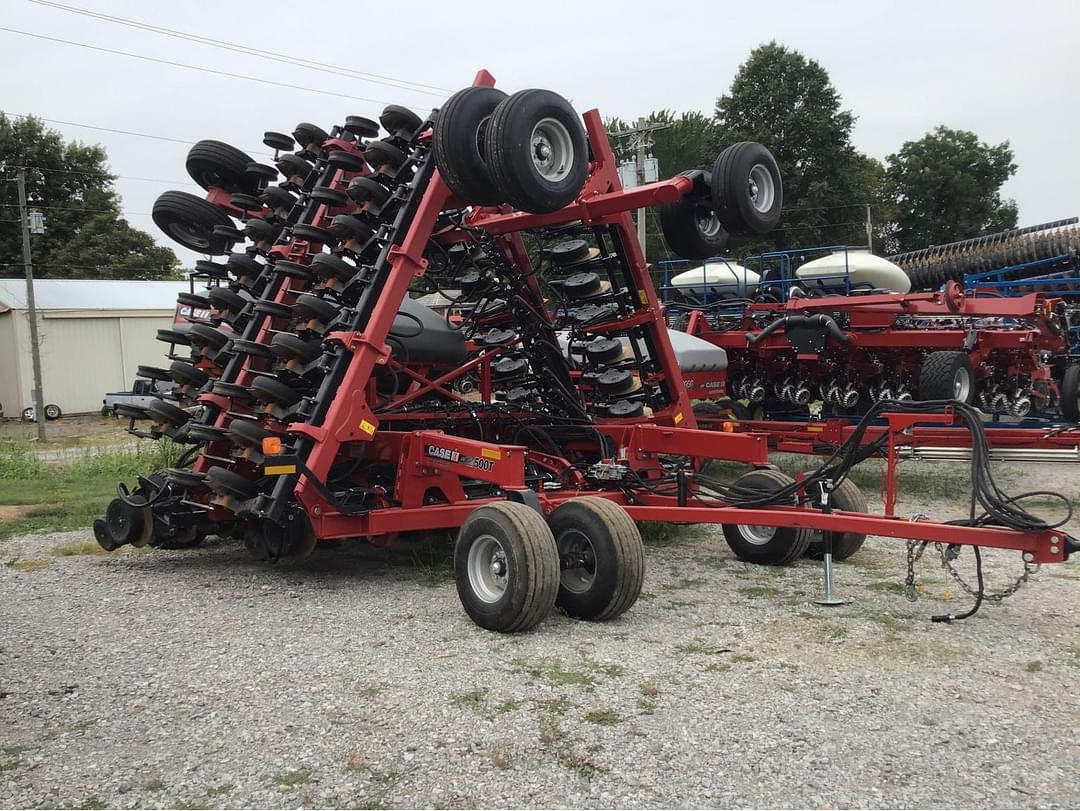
<box><xmin>903</xmin><ymin>513</ymin><xmax>1038</xmax><ymax>604</ymax></box>
<box><xmin>936</xmin><ymin>544</ymin><xmax>1039</xmax><ymax>603</ymax></box>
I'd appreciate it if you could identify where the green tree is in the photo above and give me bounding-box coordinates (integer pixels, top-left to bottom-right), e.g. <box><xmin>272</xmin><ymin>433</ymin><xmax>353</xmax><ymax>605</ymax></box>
<box><xmin>713</xmin><ymin>42</ymin><xmax>881</xmax><ymax>252</ymax></box>
<box><xmin>885</xmin><ymin>126</ymin><xmax>1017</xmax><ymax>253</ymax></box>
<box><xmin>0</xmin><ymin>114</ymin><xmax>179</xmax><ymax>279</ymax></box>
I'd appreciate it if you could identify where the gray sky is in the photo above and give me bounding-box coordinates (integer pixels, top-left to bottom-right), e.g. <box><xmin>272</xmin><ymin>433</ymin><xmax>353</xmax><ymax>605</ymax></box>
<box><xmin>3</xmin><ymin>0</ymin><xmax>1077</xmax><ymax>268</ymax></box>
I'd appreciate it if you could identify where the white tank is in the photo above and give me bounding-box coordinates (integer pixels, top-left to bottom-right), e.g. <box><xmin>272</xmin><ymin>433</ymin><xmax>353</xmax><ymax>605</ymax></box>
<box><xmin>668</xmin><ymin>262</ymin><xmax>760</xmax><ymax>300</ymax></box>
<box><xmin>795</xmin><ymin>249</ymin><xmax>910</xmax><ymax>294</ymax></box>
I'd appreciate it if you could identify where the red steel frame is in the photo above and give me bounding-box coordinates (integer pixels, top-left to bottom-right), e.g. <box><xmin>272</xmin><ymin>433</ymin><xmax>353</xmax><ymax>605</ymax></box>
<box><xmin>145</xmin><ymin>69</ymin><xmax>1071</xmax><ymax>570</ymax></box>
<box><xmin>228</xmin><ymin>69</ymin><xmax>1073</xmax><ymax>569</ymax></box>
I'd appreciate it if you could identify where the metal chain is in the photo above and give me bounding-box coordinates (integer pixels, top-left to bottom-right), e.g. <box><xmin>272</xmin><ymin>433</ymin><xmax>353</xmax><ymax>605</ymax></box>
<box><xmin>904</xmin><ymin>514</ymin><xmax>930</xmax><ymax>601</ymax></box>
<box><xmin>934</xmin><ymin>543</ymin><xmax>1039</xmax><ymax>603</ymax></box>
<box><xmin>903</xmin><ymin>512</ymin><xmax>1038</xmax><ymax>604</ymax></box>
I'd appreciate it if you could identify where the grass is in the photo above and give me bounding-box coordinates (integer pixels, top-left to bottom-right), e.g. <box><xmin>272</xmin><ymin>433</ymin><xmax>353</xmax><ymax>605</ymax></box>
<box><xmin>737</xmin><ymin>585</ymin><xmax>783</xmax><ymax>599</ymax></box>
<box><xmin>636</xmin><ymin>522</ymin><xmax>701</xmax><ymax>547</ymax></box>
<box><xmin>4</xmin><ymin>557</ymin><xmax>55</xmax><ymax>572</ymax></box>
<box><xmin>450</xmin><ymin>689</ymin><xmax>487</xmax><ymax>712</ymax></box>
<box><xmin>1024</xmin><ymin>660</ymin><xmax>1043</xmax><ymax>673</ymax></box>
<box><xmin>676</xmin><ymin>639</ymin><xmax>732</xmax><ymax>656</ymax></box>
<box><xmin>583</xmin><ymin>709</ymin><xmax>622</xmax><ymax>726</ymax></box>
<box><xmin>0</xmin><ymin>439</ymin><xmax>183</xmax><ymax>541</ymax></box>
<box><xmin>512</xmin><ymin>657</ymin><xmax>595</xmax><ymax>688</ymax></box>
<box><xmin>272</xmin><ymin>768</ymin><xmax>313</xmax><ymax>787</ymax></box>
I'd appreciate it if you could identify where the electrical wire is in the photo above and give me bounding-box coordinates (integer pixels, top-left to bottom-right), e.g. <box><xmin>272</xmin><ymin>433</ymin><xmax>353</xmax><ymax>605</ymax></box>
<box><xmin>0</xmin><ymin>26</ymin><xmax>404</xmax><ymax>106</ymax></box>
<box><xmin>27</xmin><ymin>0</ymin><xmax>452</xmax><ymax>97</ymax></box>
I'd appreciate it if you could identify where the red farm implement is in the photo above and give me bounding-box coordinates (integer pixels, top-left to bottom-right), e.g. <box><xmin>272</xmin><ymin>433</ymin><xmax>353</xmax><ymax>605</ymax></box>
<box><xmin>95</xmin><ymin>70</ymin><xmax>1078</xmax><ymax>632</ymax></box>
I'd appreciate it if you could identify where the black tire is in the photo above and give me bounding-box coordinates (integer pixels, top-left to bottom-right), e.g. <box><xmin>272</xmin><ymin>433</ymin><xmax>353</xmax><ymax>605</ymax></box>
<box><xmin>206</xmin><ymin>287</ymin><xmax>247</xmax><ymax>314</ymax></box>
<box><xmin>347</xmin><ymin>176</ymin><xmax>391</xmax><ymax>206</ymax></box>
<box><xmin>186</xmin><ymin>140</ymin><xmax>256</xmax><ymax>193</ymax></box>
<box><xmin>485</xmin><ymin>89</ymin><xmax>588</xmax><ymax>214</ymax></box>
<box><xmin>294</xmin><ymin>293</ymin><xmax>341</xmax><ymax>322</ymax></box>
<box><xmin>187</xmin><ymin>324</ymin><xmax>230</xmax><ymax>351</ymax></box>
<box><xmin>250</xmin><ymin>376</ymin><xmax>302</xmax><ymax>407</ymax></box>
<box><xmin>548</xmin><ymin>497</ymin><xmax>645</xmax><ymax>622</ymax></box>
<box><xmin>804</xmin><ymin>478</ymin><xmax>868</xmax><ymax>561</ymax></box>
<box><xmin>433</xmin><ymin>86</ymin><xmax>508</xmax><ymax>206</ymax></box>
<box><xmin>146</xmin><ymin>398</ymin><xmax>191</xmax><ymax>427</ymax></box>
<box><xmin>153</xmin><ymin>191</ymin><xmax>236</xmax><ymax>255</ymax></box>
<box><xmin>169</xmin><ymin>360</ymin><xmax>209</xmax><ymax>388</ymax></box>
<box><xmin>693</xmin><ymin>398</ymin><xmax>749</xmax><ymax>421</ymax></box>
<box><xmin>292</xmin><ymin>122</ymin><xmax>329</xmax><ymax>150</ymax></box>
<box><xmin>1060</xmin><ymin>364</ymin><xmax>1080</xmax><ymax>422</ymax></box>
<box><xmin>712</xmin><ymin>142</ymin><xmax>783</xmax><ymax>234</ymax></box>
<box><xmin>43</xmin><ymin>403</ymin><xmax>62</xmax><ymax>421</ymax></box>
<box><xmin>454</xmin><ymin>501</ymin><xmax>560</xmax><ymax>633</ymax></box>
<box><xmin>918</xmin><ymin>351</ymin><xmax>975</xmax><ymax>403</ymax></box>
<box><xmin>722</xmin><ymin>469</ymin><xmax>812</xmax><ymax>565</ymax></box>
<box><xmin>271</xmin><ymin>332</ymin><xmax>323</xmax><ymax>363</ymax></box>
<box><xmin>379</xmin><ymin>105</ymin><xmax>423</xmax><ymax>138</ymax></box>
<box><xmin>205</xmin><ymin>466</ymin><xmax>260</xmax><ymax>500</ymax></box>
<box><xmin>364</xmin><ymin>140</ymin><xmax>407</xmax><ymax>171</ymax></box>
<box><xmin>660</xmin><ymin>173</ymin><xmax>731</xmax><ymax>260</ymax></box>
<box><xmin>226</xmin><ymin>417</ymin><xmax>271</xmax><ymax>449</ymax></box>
<box><xmin>105</xmin><ymin>498</ymin><xmax>147</xmax><ymax>547</ymax></box>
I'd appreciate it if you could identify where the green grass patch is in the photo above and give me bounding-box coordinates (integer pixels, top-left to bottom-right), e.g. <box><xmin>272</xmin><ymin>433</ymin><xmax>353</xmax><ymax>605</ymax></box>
<box><xmin>272</xmin><ymin>768</ymin><xmax>313</xmax><ymax>787</ymax></box>
<box><xmin>4</xmin><ymin>557</ymin><xmax>55</xmax><ymax>572</ymax></box>
<box><xmin>0</xmin><ymin>439</ymin><xmax>182</xmax><ymax>541</ymax></box>
<box><xmin>1024</xmin><ymin>660</ymin><xmax>1043</xmax><ymax>673</ymax></box>
<box><xmin>737</xmin><ymin>585</ymin><xmax>783</xmax><ymax>599</ymax></box>
<box><xmin>583</xmin><ymin>708</ymin><xmax>622</xmax><ymax>726</ymax></box>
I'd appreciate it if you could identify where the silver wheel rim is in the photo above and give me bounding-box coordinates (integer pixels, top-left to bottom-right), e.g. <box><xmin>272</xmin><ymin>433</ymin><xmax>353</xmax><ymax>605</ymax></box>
<box><xmin>695</xmin><ymin>204</ymin><xmax>723</xmax><ymax>238</ymax></box>
<box><xmin>530</xmin><ymin>117</ymin><xmax>574</xmax><ymax>183</ymax></box>
<box><xmin>738</xmin><ymin>524</ymin><xmax>776</xmax><ymax>545</ymax></box>
<box><xmin>953</xmin><ymin>366</ymin><xmax>972</xmax><ymax>401</ymax></box>
<box><xmin>748</xmin><ymin>163</ymin><xmax>775</xmax><ymax>213</ymax></box>
<box><xmin>467</xmin><ymin>534</ymin><xmax>509</xmax><ymax>603</ymax></box>
<box><xmin>557</xmin><ymin>528</ymin><xmax>596</xmax><ymax>594</ymax></box>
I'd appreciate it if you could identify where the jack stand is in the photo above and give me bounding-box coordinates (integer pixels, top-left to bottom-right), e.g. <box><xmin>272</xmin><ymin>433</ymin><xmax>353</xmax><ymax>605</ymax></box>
<box><xmin>815</xmin><ymin>531</ymin><xmax>850</xmax><ymax>606</ymax></box>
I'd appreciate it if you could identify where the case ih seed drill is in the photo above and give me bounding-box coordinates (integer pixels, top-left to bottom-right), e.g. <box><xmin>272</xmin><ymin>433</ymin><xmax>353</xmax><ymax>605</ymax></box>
<box><xmin>94</xmin><ymin>71</ymin><xmax>1077</xmax><ymax>632</ymax></box>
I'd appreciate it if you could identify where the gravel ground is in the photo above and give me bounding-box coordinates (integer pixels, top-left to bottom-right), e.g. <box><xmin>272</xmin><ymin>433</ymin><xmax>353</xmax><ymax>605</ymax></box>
<box><xmin>1</xmin><ymin>463</ymin><xmax>1078</xmax><ymax>809</ymax></box>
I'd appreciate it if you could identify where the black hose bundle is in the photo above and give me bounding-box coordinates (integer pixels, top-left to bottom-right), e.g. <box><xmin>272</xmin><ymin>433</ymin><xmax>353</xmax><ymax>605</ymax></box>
<box><xmin>694</xmin><ymin>399</ymin><xmax>1072</xmax><ymax>533</ymax></box>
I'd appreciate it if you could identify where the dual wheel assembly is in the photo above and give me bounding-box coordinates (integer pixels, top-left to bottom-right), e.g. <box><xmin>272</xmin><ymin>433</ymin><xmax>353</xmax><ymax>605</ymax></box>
<box><xmin>455</xmin><ymin>497</ymin><xmax>645</xmax><ymax>632</ymax></box>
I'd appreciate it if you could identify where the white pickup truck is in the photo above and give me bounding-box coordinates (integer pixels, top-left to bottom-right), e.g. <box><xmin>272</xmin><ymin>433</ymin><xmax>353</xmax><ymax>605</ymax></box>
<box><xmin>102</xmin><ymin>378</ymin><xmax>173</xmax><ymax>417</ymax></box>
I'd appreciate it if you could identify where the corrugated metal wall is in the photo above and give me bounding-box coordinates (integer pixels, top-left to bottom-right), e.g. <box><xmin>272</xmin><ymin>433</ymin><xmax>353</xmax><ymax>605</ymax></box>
<box><xmin>2</xmin><ymin>311</ymin><xmax>175</xmax><ymax>415</ymax></box>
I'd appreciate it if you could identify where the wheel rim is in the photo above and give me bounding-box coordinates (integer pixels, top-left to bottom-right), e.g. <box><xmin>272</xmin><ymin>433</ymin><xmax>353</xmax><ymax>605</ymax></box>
<box><xmin>695</xmin><ymin>204</ymin><xmax>723</xmax><ymax>238</ymax></box>
<box><xmin>953</xmin><ymin>366</ymin><xmax>972</xmax><ymax>401</ymax></box>
<box><xmin>738</xmin><ymin>524</ymin><xmax>776</xmax><ymax>545</ymax></box>
<box><xmin>747</xmin><ymin>163</ymin><xmax>775</xmax><ymax>213</ymax></box>
<box><xmin>530</xmin><ymin>117</ymin><xmax>574</xmax><ymax>183</ymax></box>
<box><xmin>167</xmin><ymin>220</ymin><xmax>212</xmax><ymax>250</ymax></box>
<box><xmin>467</xmin><ymin>534</ymin><xmax>509</xmax><ymax>603</ymax></box>
<box><xmin>557</xmin><ymin>528</ymin><xmax>597</xmax><ymax>594</ymax></box>
<box><xmin>45</xmin><ymin>405</ymin><xmax>59</xmax><ymax>418</ymax></box>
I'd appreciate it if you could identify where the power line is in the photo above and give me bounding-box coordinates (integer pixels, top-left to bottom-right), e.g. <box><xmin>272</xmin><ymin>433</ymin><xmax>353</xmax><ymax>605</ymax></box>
<box><xmin>2</xmin><ymin>163</ymin><xmax>199</xmax><ymax>187</ymax></box>
<box><xmin>1</xmin><ymin>112</ymin><xmax>271</xmax><ymax>159</ymax></box>
<box><xmin>28</xmin><ymin>0</ymin><xmax>452</xmax><ymax>98</ymax></box>
<box><xmin>0</xmin><ymin>26</ymin><xmax>407</xmax><ymax>106</ymax></box>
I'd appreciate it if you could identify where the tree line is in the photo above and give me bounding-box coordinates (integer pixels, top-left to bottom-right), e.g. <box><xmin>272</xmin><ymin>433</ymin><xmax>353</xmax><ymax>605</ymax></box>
<box><xmin>608</xmin><ymin>42</ymin><xmax>1019</xmax><ymax>262</ymax></box>
<box><xmin>0</xmin><ymin>42</ymin><xmax>1020</xmax><ymax>279</ymax></box>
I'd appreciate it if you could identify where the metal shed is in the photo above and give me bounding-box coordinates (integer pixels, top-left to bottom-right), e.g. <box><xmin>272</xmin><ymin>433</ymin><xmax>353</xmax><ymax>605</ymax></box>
<box><xmin>0</xmin><ymin>279</ymin><xmax>189</xmax><ymax>417</ymax></box>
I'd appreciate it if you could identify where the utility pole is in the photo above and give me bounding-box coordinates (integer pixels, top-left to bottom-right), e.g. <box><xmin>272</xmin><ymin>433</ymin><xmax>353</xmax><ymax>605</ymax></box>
<box><xmin>613</xmin><ymin>118</ymin><xmax>668</xmax><ymax>260</ymax></box>
<box><xmin>16</xmin><ymin>168</ymin><xmax>47</xmax><ymax>442</ymax></box>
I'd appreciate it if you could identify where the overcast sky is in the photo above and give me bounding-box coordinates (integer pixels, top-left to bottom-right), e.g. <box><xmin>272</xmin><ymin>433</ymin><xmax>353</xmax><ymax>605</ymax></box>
<box><xmin>2</xmin><ymin>0</ymin><xmax>1077</xmax><ymax>268</ymax></box>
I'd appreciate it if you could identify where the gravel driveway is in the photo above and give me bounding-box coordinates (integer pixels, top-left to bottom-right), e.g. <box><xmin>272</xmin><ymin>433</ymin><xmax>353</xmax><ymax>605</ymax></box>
<box><xmin>1</xmin><ymin>465</ymin><xmax>1078</xmax><ymax>809</ymax></box>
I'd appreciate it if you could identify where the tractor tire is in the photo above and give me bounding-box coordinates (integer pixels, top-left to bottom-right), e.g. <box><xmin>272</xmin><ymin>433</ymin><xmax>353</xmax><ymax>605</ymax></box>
<box><xmin>185</xmin><ymin>140</ymin><xmax>256</xmax><ymax>193</ymax></box>
<box><xmin>454</xmin><ymin>501</ymin><xmax>560</xmax><ymax>633</ymax></box>
<box><xmin>486</xmin><ymin>89</ymin><xmax>588</xmax><ymax>214</ymax></box>
<box><xmin>1060</xmin><ymin>364</ymin><xmax>1080</xmax><ymax>422</ymax></box>
<box><xmin>659</xmin><ymin>171</ymin><xmax>731</xmax><ymax>260</ymax></box>
<box><xmin>153</xmin><ymin>191</ymin><xmax>236</xmax><ymax>255</ymax></box>
<box><xmin>804</xmin><ymin>478</ymin><xmax>868</xmax><ymax>561</ymax></box>
<box><xmin>722</xmin><ymin>469</ymin><xmax>812</xmax><ymax>565</ymax></box>
<box><xmin>433</xmin><ymin>86</ymin><xmax>508</xmax><ymax>206</ymax></box>
<box><xmin>712</xmin><ymin>141</ymin><xmax>783</xmax><ymax>234</ymax></box>
<box><xmin>918</xmin><ymin>351</ymin><xmax>975</xmax><ymax>403</ymax></box>
<box><xmin>547</xmin><ymin>497</ymin><xmax>645</xmax><ymax>622</ymax></box>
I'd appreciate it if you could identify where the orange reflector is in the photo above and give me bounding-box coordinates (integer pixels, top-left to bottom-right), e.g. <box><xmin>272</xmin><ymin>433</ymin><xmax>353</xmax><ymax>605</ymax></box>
<box><xmin>262</xmin><ymin>436</ymin><xmax>283</xmax><ymax>455</ymax></box>
<box><xmin>722</xmin><ymin>421</ymin><xmax>736</xmax><ymax>432</ymax></box>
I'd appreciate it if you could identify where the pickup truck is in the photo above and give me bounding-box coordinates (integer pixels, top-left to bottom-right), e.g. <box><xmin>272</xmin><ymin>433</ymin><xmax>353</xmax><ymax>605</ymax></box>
<box><xmin>102</xmin><ymin>378</ymin><xmax>173</xmax><ymax>417</ymax></box>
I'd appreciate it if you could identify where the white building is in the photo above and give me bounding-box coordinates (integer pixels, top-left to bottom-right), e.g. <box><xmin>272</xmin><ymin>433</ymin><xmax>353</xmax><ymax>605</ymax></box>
<box><xmin>0</xmin><ymin>279</ymin><xmax>190</xmax><ymax>417</ymax></box>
